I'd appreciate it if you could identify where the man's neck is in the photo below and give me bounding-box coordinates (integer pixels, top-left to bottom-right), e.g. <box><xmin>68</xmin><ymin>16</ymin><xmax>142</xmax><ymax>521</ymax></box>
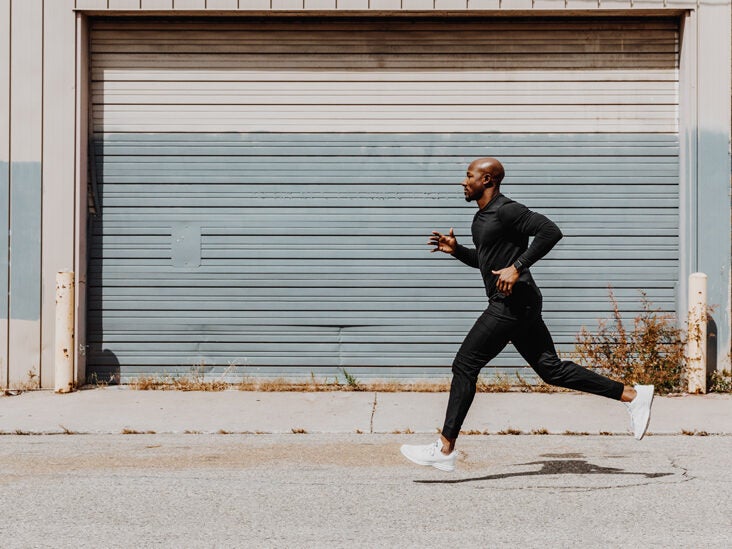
<box><xmin>476</xmin><ymin>188</ymin><xmax>499</xmax><ymax>210</ymax></box>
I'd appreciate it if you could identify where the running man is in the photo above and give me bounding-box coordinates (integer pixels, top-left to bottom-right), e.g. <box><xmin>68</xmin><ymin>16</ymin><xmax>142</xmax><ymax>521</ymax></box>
<box><xmin>400</xmin><ymin>158</ymin><xmax>654</xmax><ymax>472</ymax></box>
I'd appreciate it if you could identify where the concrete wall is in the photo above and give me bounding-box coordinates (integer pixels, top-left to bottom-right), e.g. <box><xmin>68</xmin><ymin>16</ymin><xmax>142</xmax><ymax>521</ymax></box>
<box><xmin>0</xmin><ymin>0</ymin><xmax>729</xmax><ymax>388</ymax></box>
<box><xmin>0</xmin><ymin>0</ymin><xmax>77</xmax><ymax>389</ymax></box>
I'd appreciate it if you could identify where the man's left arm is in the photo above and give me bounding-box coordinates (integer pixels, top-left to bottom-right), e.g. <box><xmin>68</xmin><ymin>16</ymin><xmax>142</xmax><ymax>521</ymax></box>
<box><xmin>500</xmin><ymin>202</ymin><xmax>563</xmax><ymax>270</ymax></box>
<box><xmin>491</xmin><ymin>202</ymin><xmax>563</xmax><ymax>295</ymax></box>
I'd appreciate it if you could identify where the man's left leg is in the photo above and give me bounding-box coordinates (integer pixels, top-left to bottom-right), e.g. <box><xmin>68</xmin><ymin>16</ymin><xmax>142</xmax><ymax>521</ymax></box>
<box><xmin>512</xmin><ymin>315</ymin><xmax>654</xmax><ymax>439</ymax></box>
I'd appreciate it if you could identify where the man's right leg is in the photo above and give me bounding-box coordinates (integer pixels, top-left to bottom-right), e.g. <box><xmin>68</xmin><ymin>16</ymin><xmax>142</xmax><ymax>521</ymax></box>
<box><xmin>400</xmin><ymin>307</ymin><xmax>515</xmax><ymax>471</ymax></box>
<box><xmin>441</xmin><ymin>307</ymin><xmax>516</xmax><ymax>442</ymax></box>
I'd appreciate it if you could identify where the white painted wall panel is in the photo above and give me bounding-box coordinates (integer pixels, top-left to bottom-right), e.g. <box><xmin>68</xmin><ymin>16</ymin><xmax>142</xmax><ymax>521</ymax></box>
<box><xmin>109</xmin><ymin>0</ymin><xmax>142</xmax><ymax>10</ymax></box>
<box><xmin>0</xmin><ymin>0</ymin><xmax>9</xmax><ymax>388</ymax></box>
<box><xmin>142</xmin><ymin>0</ymin><xmax>174</xmax><ymax>9</ymax></box>
<box><xmin>494</xmin><ymin>0</ymin><xmax>528</xmax><ymax>10</ymax></box>
<box><xmin>207</xmin><ymin>0</ymin><xmax>238</xmax><ymax>9</ymax></box>
<box><xmin>370</xmin><ymin>0</ymin><xmax>403</xmax><ymax>9</ymax></box>
<box><xmin>9</xmin><ymin>0</ymin><xmax>43</xmax><ymax>388</ymax></box>
<box><xmin>76</xmin><ymin>0</ymin><xmax>109</xmax><ymax>9</ymax></box>
<box><xmin>695</xmin><ymin>0</ymin><xmax>731</xmax><ymax>369</ymax></box>
<box><xmin>435</xmin><ymin>0</ymin><xmax>467</xmax><ymax>8</ymax></box>
<box><xmin>0</xmin><ymin>0</ymin><xmax>7</xmax><ymax>165</ymax></box>
<box><xmin>337</xmin><ymin>0</ymin><xmax>369</xmax><ymax>8</ymax></box>
<box><xmin>272</xmin><ymin>0</ymin><xmax>304</xmax><ymax>9</ymax></box>
<box><xmin>74</xmin><ymin>13</ymin><xmax>90</xmax><ymax>387</ymax></box>
<box><xmin>404</xmin><ymin>0</ymin><xmax>434</xmax><ymax>8</ymax></box>
<box><xmin>239</xmin><ymin>0</ymin><xmax>271</xmax><ymax>9</ymax></box>
<box><xmin>41</xmin><ymin>0</ymin><xmax>77</xmax><ymax>389</ymax></box>
<box><xmin>172</xmin><ymin>0</ymin><xmax>206</xmax><ymax>9</ymax></box>
<box><xmin>305</xmin><ymin>0</ymin><xmax>337</xmax><ymax>9</ymax></box>
<box><xmin>566</xmin><ymin>0</ymin><xmax>601</xmax><ymax>9</ymax></box>
<box><xmin>468</xmin><ymin>0</ymin><xmax>499</xmax><ymax>8</ymax></box>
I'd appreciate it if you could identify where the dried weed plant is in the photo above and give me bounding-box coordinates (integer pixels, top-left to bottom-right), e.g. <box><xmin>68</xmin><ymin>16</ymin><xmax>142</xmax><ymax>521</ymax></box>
<box><xmin>710</xmin><ymin>369</ymin><xmax>732</xmax><ymax>393</ymax></box>
<box><xmin>574</xmin><ymin>288</ymin><xmax>685</xmax><ymax>395</ymax></box>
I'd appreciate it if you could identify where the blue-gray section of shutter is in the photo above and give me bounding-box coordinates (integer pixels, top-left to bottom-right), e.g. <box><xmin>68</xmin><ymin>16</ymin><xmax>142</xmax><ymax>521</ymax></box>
<box><xmin>86</xmin><ymin>132</ymin><xmax>679</xmax><ymax>381</ymax></box>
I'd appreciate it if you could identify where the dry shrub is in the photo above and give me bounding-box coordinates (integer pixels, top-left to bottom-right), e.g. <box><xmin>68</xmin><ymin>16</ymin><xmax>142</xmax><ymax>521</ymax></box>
<box><xmin>476</xmin><ymin>373</ymin><xmax>512</xmax><ymax>393</ymax></box>
<box><xmin>710</xmin><ymin>369</ymin><xmax>732</xmax><ymax>393</ymax></box>
<box><xmin>130</xmin><ymin>374</ymin><xmax>229</xmax><ymax>392</ymax></box>
<box><xmin>574</xmin><ymin>288</ymin><xmax>685</xmax><ymax>395</ymax></box>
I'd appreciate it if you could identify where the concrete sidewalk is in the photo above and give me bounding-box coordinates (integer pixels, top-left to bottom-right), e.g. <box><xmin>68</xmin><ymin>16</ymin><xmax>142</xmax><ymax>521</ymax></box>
<box><xmin>1</xmin><ymin>387</ymin><xmax>730</xmax><ymax>435</ymax></box>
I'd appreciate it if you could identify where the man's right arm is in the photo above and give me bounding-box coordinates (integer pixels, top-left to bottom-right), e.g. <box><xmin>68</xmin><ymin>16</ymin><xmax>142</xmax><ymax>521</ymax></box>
<box><xmin>429</xmin><ymin>227</ymin><xmax>479</xmax><ymax>268</ymax></box>
<box><xmin>452</xmin><ymin>244</ymin><xmax>479</xmax><ymax>269</ymax></box>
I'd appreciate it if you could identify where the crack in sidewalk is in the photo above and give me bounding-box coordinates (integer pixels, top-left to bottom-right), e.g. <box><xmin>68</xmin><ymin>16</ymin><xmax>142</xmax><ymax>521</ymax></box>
<box><xmin>370</xmin><ymin>392</ymin><xmax>377</xmax><ymax>434</ymax></box>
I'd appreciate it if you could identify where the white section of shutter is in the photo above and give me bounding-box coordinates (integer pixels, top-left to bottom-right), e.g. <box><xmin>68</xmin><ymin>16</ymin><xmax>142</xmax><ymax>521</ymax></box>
<box><xmin>91</xmin><ymin>17</ymin><xmax>679</xmax><ymax>134</ymax></box>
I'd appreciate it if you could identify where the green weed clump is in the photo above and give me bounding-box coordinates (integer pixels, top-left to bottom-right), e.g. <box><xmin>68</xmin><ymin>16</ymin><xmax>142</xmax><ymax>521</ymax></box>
<box><xmin>574</xmin><ymin>288</ymin><xmax>685</xmax><ymax>395</ymax></box>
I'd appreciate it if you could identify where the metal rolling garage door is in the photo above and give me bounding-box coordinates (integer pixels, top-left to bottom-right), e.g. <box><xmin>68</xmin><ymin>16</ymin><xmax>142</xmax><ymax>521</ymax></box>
<box><xmin>87</xmin><ymin>17</ymin><xmax>680</xmax><ymax>382</ymax></box>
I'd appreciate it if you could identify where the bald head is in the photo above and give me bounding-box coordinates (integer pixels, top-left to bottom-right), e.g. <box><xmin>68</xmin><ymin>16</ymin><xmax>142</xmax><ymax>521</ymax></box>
<box><xmin>468</xmin><ymin>158</ymin><xmax>505</xmax><ymax>188</ymax></box>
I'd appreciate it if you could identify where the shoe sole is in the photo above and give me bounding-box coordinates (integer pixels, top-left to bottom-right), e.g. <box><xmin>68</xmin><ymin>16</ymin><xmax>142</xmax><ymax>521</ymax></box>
<box><xmin>400</xmin><ymin>446</ymin><xmax>456</xmax><ymax>472</ymax></box>
<box><xmin>635</xmin><ymin>389</ymin><xmax>654</xmax><ymax>441</ymax></box>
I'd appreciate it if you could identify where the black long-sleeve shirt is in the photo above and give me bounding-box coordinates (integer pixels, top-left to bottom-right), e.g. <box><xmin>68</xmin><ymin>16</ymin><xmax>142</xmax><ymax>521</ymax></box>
<box><xmin>452</xmin><ymin>193</ymin><xmax>563</xmax><ymax>299</ymax></box>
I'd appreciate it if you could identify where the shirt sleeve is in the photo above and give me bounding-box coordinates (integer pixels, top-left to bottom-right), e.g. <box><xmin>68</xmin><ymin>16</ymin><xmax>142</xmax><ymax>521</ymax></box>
<box><xmin>497</xmin><ymin>201</ymin><xmax>563</xmax><ymax>270</ymax></box>
<box><xmin>451</xmin><ymin>243</ymin><xmax>479</xmax><ymax>269</ymax></box>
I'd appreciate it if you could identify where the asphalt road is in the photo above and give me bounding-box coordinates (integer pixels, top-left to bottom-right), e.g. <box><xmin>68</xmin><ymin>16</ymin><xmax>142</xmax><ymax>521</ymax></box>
<box><xmin>0</xmin><ymin>433</ymin><xmax>730</xmax><ymax>548</ymax></box>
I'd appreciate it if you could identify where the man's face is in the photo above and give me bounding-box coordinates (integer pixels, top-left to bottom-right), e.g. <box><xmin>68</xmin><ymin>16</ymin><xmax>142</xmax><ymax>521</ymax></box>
<box><xmin>461</xmin><ymin>167</ymin><xmax>489</xmax><ymax>202</ymax></box>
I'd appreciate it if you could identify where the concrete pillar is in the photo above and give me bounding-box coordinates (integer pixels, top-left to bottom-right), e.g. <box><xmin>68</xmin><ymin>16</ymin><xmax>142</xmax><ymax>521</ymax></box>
<box><xmin>687</xmin><ymin>272</ymin><xmax>708</xmax><ymax>394</ymax></box>
<box><xmin>55</xmin><ymin>271</ymin><xmax>74</xmax><ymax>393</ymax></box>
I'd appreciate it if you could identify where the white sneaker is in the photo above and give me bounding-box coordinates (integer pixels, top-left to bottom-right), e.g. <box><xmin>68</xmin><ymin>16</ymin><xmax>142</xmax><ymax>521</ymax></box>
<box><xmin>626</xmin><ymin>384</ymin><xmax>654</xmax><ymax>440</ymax></box>
<box><xmin>400</xmin><ymin>439</ymin><xmax>457</xmax><ymax>472</ymax></box>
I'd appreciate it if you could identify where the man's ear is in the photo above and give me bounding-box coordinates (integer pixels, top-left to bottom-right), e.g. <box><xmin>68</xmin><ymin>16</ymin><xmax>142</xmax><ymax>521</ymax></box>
<box><xmin>483</xmin><ymin>173</ymin><xmax>493</xmax><ymax>189</ymax></box>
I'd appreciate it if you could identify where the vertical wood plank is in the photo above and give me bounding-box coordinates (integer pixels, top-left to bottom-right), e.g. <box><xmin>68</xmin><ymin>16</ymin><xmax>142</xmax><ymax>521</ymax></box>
<box><xmin>141</xmin><ymin>0</ymin><xmax>174</xmax><ymax>10</ymax></box>
<box><xmin>272</xmin><ymin>0</ymin><xmax>304</xmax><ymax>9</ymax></box>
<box><xmin>696</xmin><ymin>1</ymin><xmax>731</xmax><ymax>370</ymax></box>
<box><xmin>677</xmin><ymin>10</ymin><xmax>696</xmax><ymax>333</ymax></box>
<box><xmin>304</xmin><ymin>0</ymin><xmax>336</xmax><ymax>9</ymax></box>
<box><xmin>403</xmin><ymin>0</ymin><xmax>433</xmax><ymax>9</ymax></box>
<box><xmin>76</xmin><ymin>0</ymin><xmax>108</xmax><ymax>9</ymax></box>
<box><xmin>468</xmin><ymin>0</ymin><xmax>499</xmax><ymax>8</ymax></box>
<box><xmin>74</xmin><ymin>14</ymin><xmax>89</xmax><ymax>384</ymax></box>
<box><xmin>337</xmin><ymin>0</ymin><xmax>369</xmax><ymax>8</ymax></box>
<box><xmin>9</xmin><ymin>0</ymin><xmax>43</xmax><ymax>389</ymax></box>
<box><xmin>207</xmin><ymin>0</ymin><xmax>238</xmax><ymax>9</ymax></box>
<box><xmin>173</xmin><ymin>0</ymin><xmax>206</xmax><ymax>9</ymax></box>
<box><xmin>499</xmin><ymin>0</ymin><xmax>532</xmax><ymax>9</ymax></box>
<box><xmin>434</xmin><ymin>0</ymin><xmax>467</xmax><ymax>8</ymax></box>
<box><xmin>0</xmin><ymin>0</ymin><xmax>10</xmax><ymax>388</ymax></box>
<box><xmin>533</xmin><ymin>0</ymin><xmax>563</xmax><ymax>7</ymax></box>
<box><xmin>74</xmin><ymin>13</ymin><xmax>89</xmax><ymax>386</ymax></box>
<box><xmin>369</xmin><ymin>0</ymin><xmax>402</xmax><ymax>9</ymax></box>
<box><xmin>566</xmin><ymin>0</ymin><xmax>602</xmax><ymax>9</ymax></box>
<box><xmin>42</xmin><ymin>0</ymin><xmax>76</xmax><ymax>389</ymax></box>
<box><xmin>238</xmin><ymin>0</ymin><xmax>270</xmax><ymax>9</ymax></box>
<box><xmin>110</xmin><ymin>0</ymin><xmax>142</xmax><ymax>10</ymax></box>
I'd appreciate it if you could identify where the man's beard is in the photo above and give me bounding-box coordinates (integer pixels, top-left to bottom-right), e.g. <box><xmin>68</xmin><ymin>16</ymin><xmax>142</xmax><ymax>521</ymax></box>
<box><xmin>464</xmin><ymin>189</ymin><xmax>482</xmax><ymax>203</ymax></box>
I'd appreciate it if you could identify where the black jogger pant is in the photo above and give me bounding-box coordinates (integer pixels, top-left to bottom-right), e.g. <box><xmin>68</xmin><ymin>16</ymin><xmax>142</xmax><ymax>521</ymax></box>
<box><xmin>442</xmin><ymin>285</ymin><xmax>624</xmax><ymax>439</ymax></box>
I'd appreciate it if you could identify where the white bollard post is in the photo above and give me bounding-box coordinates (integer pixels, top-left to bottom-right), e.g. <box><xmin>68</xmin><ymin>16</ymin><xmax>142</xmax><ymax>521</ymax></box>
<box><xmin>55</xmin><ymin>271</ymin><xmax>75</xmax><ymax>393</ymax></box>
<box><xmin>687</xmin><ymin>272</ymin><xmax>708</xmax><ymax>394</ymax></box>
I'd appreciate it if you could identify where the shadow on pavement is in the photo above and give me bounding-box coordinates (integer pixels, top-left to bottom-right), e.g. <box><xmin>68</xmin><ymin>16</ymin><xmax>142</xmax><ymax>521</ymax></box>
<box><xmin>414</xmin><ymin>459</ymin><xmax>674</xmax><ymax>484</ymax></box>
